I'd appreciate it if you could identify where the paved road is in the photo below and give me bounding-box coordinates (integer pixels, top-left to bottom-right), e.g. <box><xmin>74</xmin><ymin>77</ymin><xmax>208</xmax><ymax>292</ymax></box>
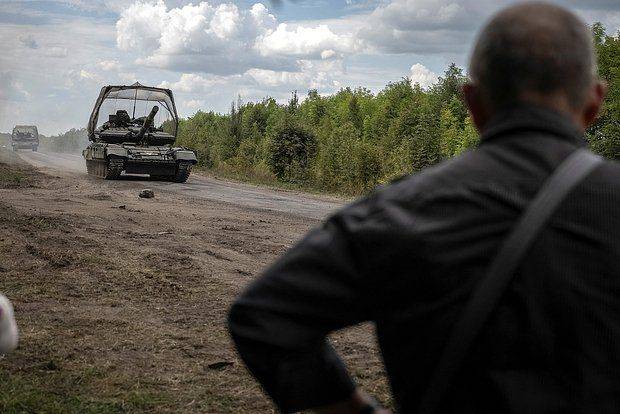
<box><xmin>17</xmin><ymin>151</ymin><xmax>345</xmax><ymax>220</ymax></box>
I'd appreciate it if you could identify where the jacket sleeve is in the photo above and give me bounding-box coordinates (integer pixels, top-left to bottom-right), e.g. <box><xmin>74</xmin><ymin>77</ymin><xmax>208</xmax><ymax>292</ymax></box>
<box><xmin>227</xmin><ymin>210</ymin><xmax>373</xmax><ymax>413</ymax></box>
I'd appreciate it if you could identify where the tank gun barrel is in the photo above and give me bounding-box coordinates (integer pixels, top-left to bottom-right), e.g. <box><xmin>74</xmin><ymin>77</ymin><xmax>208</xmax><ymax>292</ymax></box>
<box><xmin>135</xmin><ymin>106</ymin><xmax>159</xmax><ymax>141</ymax></box>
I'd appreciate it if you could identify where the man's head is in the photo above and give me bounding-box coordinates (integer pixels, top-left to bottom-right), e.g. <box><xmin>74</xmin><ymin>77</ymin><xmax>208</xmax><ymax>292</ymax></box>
<box><xmin>464</xmin><ymin>2</ymin><xmax>606</xmax><ymax>132</ymax></box>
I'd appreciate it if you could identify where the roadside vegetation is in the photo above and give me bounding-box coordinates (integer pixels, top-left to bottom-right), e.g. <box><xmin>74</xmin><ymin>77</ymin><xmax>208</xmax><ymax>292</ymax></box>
<box><xmin>588</xmin><ymin>23</ymin><xmax>620</xmax><ymax>159</ymax></box>
<box><xmin>39</xmin><ymin>128</ymin><xmax>88</xmax><ymax>154</ymax></box>
<box><xmin>0</xmin><ymin>149</ymin><xmax>36</xmax><ymax>188</ymax></box>
<box><xmin>175</xmin><ymin>64</ymin><xmax>477</xmax><ymax>195</ymax></box>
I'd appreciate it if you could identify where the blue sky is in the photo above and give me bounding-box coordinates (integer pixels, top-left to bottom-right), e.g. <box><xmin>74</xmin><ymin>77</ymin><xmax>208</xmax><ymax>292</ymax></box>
<box><xmin>0</xmin><ymin>0</ymin><xmax>619</xmax><ymax>135</ymax></box>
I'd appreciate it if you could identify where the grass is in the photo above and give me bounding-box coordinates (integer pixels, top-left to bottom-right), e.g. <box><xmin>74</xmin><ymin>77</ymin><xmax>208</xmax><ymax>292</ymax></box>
<box><xmin>0</xmin><ymin>370</ymin><xmax>172</xmax><ymax>414</ymax></box>
<box><xmin>200</xmin><ymin>163</ymin><xmax>350</xmax><ymax>200</ymax></box>
<box><xmin>0</xmin><ymin>150</ymin><xmax>36</xmax><ymax>188</ymax></box>
<box><xmin>0</xmin><ymin>169</ymin><xmax>29</xmax><ymax>188</ymax></box>
<box><xmin>25</xmin><ymin>216</ymin><xmax>59</xmax><ymax>231</ymax></box>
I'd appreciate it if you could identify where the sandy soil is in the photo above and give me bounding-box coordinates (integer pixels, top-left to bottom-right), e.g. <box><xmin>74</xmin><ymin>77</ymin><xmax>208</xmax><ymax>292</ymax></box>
<box><xmin>0</xmin><ymin>150</ymin><xmax>390</xmax><ymax>413</ymax></box>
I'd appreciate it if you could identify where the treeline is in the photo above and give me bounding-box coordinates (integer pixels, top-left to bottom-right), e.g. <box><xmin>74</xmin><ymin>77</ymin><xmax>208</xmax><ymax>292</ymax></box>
<box><xmin>175</xmin><ymin>24</ymin><xmax>618</xmax><ymax>195</ymax></box>
<box><xmin>40</xmin><ymin>128</ymin><xmax>88</xmax><ymax>153</ymax></box>
<box><xmin>176</xmin><ymin>64</ymin><xmax>478</xmax><ymax>194</ymax></box>
<box><xmin>587</xmin><ymin>23</ymin><xmax>620</xmax><ymax>159</ymax></box>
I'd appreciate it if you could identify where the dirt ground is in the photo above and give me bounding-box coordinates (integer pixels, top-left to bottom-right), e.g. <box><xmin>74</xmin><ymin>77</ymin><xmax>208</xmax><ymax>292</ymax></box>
<box><xmin>0</xmin><ymin>150</ymin><xmax>390</xmax><ymax>413</ymax></box>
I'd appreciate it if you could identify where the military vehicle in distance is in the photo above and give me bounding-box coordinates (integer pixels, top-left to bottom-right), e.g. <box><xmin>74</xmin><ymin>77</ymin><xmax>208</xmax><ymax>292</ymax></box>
<box><xmin>83</xmin><ymin>82</ymin><xmax>197</xmax><ymax>182</ymax></box>
<box><xmin>11</xmin><ymin>125</ymin><xmax>39</xmax><ymax>151</ymax></box>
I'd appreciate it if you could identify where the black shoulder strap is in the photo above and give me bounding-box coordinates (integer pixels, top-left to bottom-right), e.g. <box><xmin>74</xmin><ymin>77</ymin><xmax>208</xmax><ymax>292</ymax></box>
<box><xmin>418</xmin><ymin>148</ymin><xmax>603</xmax><ymax>414</ymax></box>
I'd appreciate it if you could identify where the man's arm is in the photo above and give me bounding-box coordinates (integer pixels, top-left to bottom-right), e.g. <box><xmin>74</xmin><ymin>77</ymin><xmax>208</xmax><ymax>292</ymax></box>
<box><xmin>228</xmin><ymin>211</ymin><xmax>379</xmax><ymax>413</ymax></box>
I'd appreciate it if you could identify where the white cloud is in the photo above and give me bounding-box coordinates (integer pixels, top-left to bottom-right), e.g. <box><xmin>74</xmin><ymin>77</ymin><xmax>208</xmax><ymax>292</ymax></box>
<box><xmin>159</xmin><ymin>64</ymin><xmax>340</xmax><ymax>95</ymax></box>
<box><xmin>244</xmin><ymin>69</ymin><xmax>290</xmax><ymax>87</ymax></box>
<box><xmin>359</xmin><ymin>0</ymin><xmax>485</xmax><ymax>54</ymax></box>
<box><xmin>357</xmin><ymin>0</ymin><xmax>620</xmax><ymax>54</ymax></box>
<box><xmin>184</xmin><ymin>99</ymin><xmax>205</xmax><ymax>109</ymax></box>
<box><xmin>259</xmin><ymin>59</ymin><xmax>343</xmax><ymax>89</ymax></box>
<box><xmin>117</xmin><ymin>1</ymin><xmax>275</xmax><ymax>74</ymax></box>
<box><xmin>116</xmin><ymin>0</ymin><xmax>168</xmax><ymax>52</ymax></box>
<box><xmin>320</xmin><ymin>49</ymin><xmax>338</xmax><ymax>59</ymax></box>
<box><xmin>159</xmin><ymin>73</ymin><xmax>235</xmax><ymax>93</ymax></box>
<box><xmin>409</xmin><ymin>63</ymin><xmax>438</xmax><ymax>88</ymax></box>
<box><xmin>79</xmin><ymin>70</ymin><xmax>100</xmax><ymax>81</ymax></box>
<box><xmin>19</xmin><ymin>34</ymin><xmax>38</xmax><ymax>49</ymax></box>
<box><xmin>116</xmin><ymin>1</ymin><xmax>356</xmax><ymax>75</ymax></box>
<box><xmin>0</xmin><ymin>72</ymin><xmax>30</xmax><ymax>102</ymax></box>
<box><xmin>99</xmin><ymin>60</ymin><xmax>121</xmax><ymax>71</ymax></box>
<box><xmin>119</xmin><ymin>72</ymin><xmax>137</xmax><ymax>83</ymax></box>
<box><xmin>373</xmin><ymin>0</ymin><xmax>472</xmax><ymax>30</ymax></box>
<box><xmin>255</xmin><ymin>23</ymin><xmax>360</xmax><ymax>58</ymax></box>
<box><xmin>43</xmin><ymin>46</ymin><xmax>69</xmax><ymax>58</ymax></box>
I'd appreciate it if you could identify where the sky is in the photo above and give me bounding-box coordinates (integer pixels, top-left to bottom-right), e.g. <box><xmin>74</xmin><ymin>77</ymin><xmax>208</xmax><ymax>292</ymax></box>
<box><xmin>0</xmin><ymin>0</ymin><xmax>619</xmax><ymax>135</ymax></box>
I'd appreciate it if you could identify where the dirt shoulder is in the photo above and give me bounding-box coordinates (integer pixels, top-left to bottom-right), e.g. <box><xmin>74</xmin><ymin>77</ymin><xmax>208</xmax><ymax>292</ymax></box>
<box><xmin>0</xmin><ymin>152</ymin><xmax>389</xmax><ymax>413</ymax></box>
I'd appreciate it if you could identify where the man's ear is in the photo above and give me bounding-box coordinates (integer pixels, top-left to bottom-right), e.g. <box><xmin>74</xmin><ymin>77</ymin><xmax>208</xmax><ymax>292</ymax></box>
<box><xmin>581</xmin><ymin>80</ymin><xmax>607</xmax><ymax>129</ymax></box>
<box><xmin>463</xmin><ymin>83</ymin><xmax>489</xmax><ymax>133</ymax></box>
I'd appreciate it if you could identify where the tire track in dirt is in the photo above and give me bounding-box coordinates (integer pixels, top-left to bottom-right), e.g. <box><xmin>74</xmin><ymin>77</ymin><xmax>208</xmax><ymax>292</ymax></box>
<box><xmin>18</xmin><ymin>150</ymin><xmax>346</xmax><ymax>220</ymax></box>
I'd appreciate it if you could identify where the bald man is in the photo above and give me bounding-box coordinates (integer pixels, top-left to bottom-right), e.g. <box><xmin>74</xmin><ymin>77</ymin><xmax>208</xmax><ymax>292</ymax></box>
<box><xmin>228</xmin><ymin>3</ymin><xmax>619</xmax><ymax>413</ymax></box>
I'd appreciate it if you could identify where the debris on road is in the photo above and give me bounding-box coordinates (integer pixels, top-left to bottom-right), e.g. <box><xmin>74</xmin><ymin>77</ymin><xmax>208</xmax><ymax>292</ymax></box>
<box><xmin>207</xmin><ymin>361</ymin><xmax>234</xmax><ymax>370</ymax></box>
<box><xmin>139</xmin><ymin>189</ymin><xmax>154</xmax><ymax>199</ymax></box>
<box><xmin>88</xmin><ymin>192</ymin><xmax>112</xmax><ymax>201</ymax></box>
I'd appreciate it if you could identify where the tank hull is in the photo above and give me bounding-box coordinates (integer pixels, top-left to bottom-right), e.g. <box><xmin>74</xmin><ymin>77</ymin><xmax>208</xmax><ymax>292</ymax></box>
<box><xmin>83</xmin><ymin>142</ymin><xmax>197</xmax><ymax>182</ymax></box>
<box><xmin>11</xmin><ymin>140</ymin><xmax>38</xmax><ymax>151</ymax></box>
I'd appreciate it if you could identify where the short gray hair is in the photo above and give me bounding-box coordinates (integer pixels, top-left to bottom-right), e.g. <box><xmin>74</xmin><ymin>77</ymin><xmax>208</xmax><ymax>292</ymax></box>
<box><xmin>469</xmin><ymin>2</ymin><xmax>596</xmax><ymax>110</ymax></box>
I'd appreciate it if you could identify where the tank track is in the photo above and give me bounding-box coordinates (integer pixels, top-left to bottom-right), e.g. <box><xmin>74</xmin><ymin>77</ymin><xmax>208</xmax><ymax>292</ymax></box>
<box><xmin>172</xmin><ymin>161</ymin><xmax>192</xmax><ymax>183</ymax></box>
<box><xmin>86</xmin><ymin>158</ymin><xmax>124</xmax><ymax>180</ymax></box>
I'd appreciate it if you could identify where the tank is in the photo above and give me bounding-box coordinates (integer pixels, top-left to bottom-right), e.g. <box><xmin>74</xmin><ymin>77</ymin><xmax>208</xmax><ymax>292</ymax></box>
<box><xmin>11</xmin><ymin>125</ymin><xmax>39</xmax><ymax>151</ymax></box>
<box><xmin>83</xmin><ymin>82</ymin><xmax>197</xmax><ymax>182</ymax></box>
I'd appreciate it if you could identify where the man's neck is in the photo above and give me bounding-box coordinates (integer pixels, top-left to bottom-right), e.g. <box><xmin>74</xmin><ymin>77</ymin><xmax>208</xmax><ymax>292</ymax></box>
<box><xmin>516</xmin><ymin>93</ymin><xmax>584</xmax><ymax>132</ymax></box>
<box><xmin>482</xmin><ymin>101</ymin><xmax>583</xmax><ymax>135</ymax></box>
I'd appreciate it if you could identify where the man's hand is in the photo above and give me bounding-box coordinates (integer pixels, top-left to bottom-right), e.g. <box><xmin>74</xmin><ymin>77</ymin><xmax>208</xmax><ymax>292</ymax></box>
<box><xmin>314</xmin><ymin>389</ymin><xmax>391</xmax><ymax>414</ymax></box>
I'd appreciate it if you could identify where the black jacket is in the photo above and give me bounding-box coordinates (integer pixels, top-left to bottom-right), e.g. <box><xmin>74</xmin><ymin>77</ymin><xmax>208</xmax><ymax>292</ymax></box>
<box><xmin>228</xmin><ymin>106</ymin><xmax>620</xmax><ymax>413</ymax></box>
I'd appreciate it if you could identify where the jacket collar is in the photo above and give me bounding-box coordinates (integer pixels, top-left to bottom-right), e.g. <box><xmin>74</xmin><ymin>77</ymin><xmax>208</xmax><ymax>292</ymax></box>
<box><xmin>479</xmin><ymin>104</ymin><xmax>587</xmax><ymax>147</ymax></box>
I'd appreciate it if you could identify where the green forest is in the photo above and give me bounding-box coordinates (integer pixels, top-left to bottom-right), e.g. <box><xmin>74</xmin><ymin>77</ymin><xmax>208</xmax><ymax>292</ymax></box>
<box><xmin>45</xmin><ymin>25</ymin><xmax>618</xmax><ymax>195</ymax></box>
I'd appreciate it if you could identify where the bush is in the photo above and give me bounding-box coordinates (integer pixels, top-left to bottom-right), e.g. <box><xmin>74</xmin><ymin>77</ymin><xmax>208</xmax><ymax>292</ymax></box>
<box><xmin>267</xmin><ymin>121</ymin><xmax>316</xmax><ymax>184</ymax></box>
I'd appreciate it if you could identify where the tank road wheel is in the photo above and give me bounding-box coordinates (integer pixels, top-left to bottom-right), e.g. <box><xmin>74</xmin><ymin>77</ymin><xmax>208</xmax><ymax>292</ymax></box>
<box><xmin>86</xmin><ymin>160</ymin><xmax>95</xmax><ymax>176</ymax></box>
<box><xmin>172</xmin><ymin>161</ymin><xmax>192</xmax><ymax>183</ymax></box>
<box><xmin>85</xmin><ymin>159</ymin><xmax>121</xmax><ymax>179</ymax></box>
<box><xmin>85</xmin><ymin>160</ymin><xmax>103</xmax><ymax>177</ymax></box>
<box><xmin>86</xmin><ymin>160</ymin><xmax>102</xmax><ymax>178</ymax></box>
<box><xmin>104</xmin><ymin>158</ymin><xmax>124</xmax><ymax>180</ymax></box>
